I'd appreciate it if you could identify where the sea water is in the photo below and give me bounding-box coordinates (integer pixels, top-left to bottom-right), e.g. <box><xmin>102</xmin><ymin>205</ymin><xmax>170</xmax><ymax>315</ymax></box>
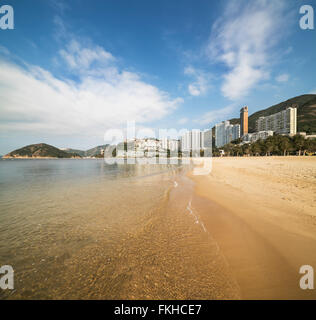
<box><xmin>0</xmin><ymin>159</ymin><xmax>239</xmax><ymax>299</ymax></box>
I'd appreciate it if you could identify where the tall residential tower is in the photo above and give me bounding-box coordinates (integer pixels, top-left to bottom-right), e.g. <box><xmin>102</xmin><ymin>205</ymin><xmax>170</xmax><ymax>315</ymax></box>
<box><xmin>240</xmin><ymin>106</ymin><xmax>248</xmax><ymax>136</ymax></box>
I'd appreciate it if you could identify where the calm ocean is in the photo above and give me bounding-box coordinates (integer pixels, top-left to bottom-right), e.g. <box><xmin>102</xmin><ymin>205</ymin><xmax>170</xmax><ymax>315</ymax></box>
<box><xmin>0</xmin><ymin>159</ymin><xmax>238</xmax><ymax>299</ymax></box>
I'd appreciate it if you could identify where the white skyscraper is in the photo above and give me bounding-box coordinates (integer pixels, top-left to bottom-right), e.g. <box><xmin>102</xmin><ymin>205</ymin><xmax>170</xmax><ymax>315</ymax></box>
<box><xmin>215</xmin><ymin>121</ymin><xmax>240</xmax><ymax>148</ymax></box>
<box><xmin>215</xmin><ymin>121</ymin><xmax>229</xmax><ymax>148</ymax></box>
<box><xmin>180</xmin><ymin>129</ymin><xmax>213</xmax><ymax>156</ymax></box>
<box><xmin>161</xmin><ymin>138</ymin><xmax>168</xmax><ymax>150</ymax></box>
<box><xmin>191</xmin><ymin>129</ymin><xmax>201</xmax><ymax>151</ymax></box>
<box><xmin>202</xmin><ymin>129</ymin><xmax>212</xmax><ymax>156</ymax></box>
<box><xmin>181</xmin><ymin>131</ymin><xmax>192</xmax><ymax>152</ymax></box>
<box><xmin>232</xmin><ymin>124</ymin><xmax>240</xmax><ymax>141</ymax></box>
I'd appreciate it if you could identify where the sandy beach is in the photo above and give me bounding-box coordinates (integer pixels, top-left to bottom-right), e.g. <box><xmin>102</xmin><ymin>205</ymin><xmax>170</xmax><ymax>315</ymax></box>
<box><xmin>190</xmin><ymin>156</ymin><xmax>316</xmax><ymax>299</ymax></box>
<box><xmin>1</xmin><ymin>158</ymin><xmax>316</xmax><ymax>300</ymax></box>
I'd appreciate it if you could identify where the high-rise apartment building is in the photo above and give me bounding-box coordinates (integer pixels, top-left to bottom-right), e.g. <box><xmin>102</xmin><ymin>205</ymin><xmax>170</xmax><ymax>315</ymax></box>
<box><xmin>256</xmin><ymin>107</ymin><xmax>297</xmax><ymax>135</ymax></box>
<box><xmin>215</xmin><ymin>121</ymin><xmax>240</xmax><ymax>148</ymax></box>
<box><xmin>230</xmin><ymin>124</ymin><xmax>240</xmax><ymax>143</ymax></box>
<box><xmin>161</xmin><ymin>138</ymin><xmax>180</xmax><ymax>152</ymax></box>
<box><xmin>181</xmin><ymin>131</ymin><xmax>192</xmax><ymax>152</ymax></box>
<box><xmin>180</xmin><ymin>129</ymin><xmax>212</xmax><ymax>155</ymax></box>
<box><xmin>202</xmin><ymin>129</ymin><xmax>212</xmax><ymax>149</ymax></box>
<box><xmin>215</xmin><ymin>121</ymin><xmax>229</xmax><ymax>148</ymax></box>
<box><xmin>202</xmin><ymin>129</ymin><xmax>212</xmax><ymax>156</ymax></box>
<box><xmin>191</xmin><ymin>130</ymin><xmax>201</xmax><ymax>151</ymax></box>
<box><xmin>240</xmin><ymin>106</ymin><xmax>248</xmax><ymax>136</ymax></box>
<box><xmin>168</xmin><ymin>139</ymin><xmax>180</xmax><ymax>152</ymax></box>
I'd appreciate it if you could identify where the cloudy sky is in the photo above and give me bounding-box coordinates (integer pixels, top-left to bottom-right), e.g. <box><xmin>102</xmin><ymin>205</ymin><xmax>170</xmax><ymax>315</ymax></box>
<box><xmin>0</xmin><ymin>0</ymin><xmax>315</xmax><ymax>154</ymax></box>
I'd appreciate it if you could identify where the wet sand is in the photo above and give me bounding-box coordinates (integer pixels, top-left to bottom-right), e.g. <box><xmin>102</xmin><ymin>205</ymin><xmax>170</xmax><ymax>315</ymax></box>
<box><xmin>189</xmin><ymin>156</ymin><xmax>316</xmax><ymax>300</ymax></box>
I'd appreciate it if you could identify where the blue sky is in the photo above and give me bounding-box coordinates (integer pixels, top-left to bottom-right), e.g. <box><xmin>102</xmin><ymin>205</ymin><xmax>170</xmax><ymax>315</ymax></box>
<box><xmin>0</xmin><ymin>0</ymin><xmax>315</xmax><ymax>153</ymax></box>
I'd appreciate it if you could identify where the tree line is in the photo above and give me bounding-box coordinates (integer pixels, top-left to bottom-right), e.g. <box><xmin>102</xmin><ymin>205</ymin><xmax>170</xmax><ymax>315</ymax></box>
<box><xmin>212</xmin><ymin>134</ymin><xmax>316</xmax><ymax>157</ymax></box>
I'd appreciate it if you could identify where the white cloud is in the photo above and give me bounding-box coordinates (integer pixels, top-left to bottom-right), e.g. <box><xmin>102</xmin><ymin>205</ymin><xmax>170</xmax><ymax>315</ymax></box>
<box><xmin>276</xmin><ymin>73</ymin><xmax>289</xmax><ymax>83</ymax></box>
<box><xmin>184</xmin><ymin>66</ymin><xmax>211</xmax><ymax>96</ymax></box>
<box><xmin>50</xmin><ymin>0</ymin><xmax>69</xmax><ymax>14</ymax></box>
<box><xmin>207</xmin><ymin>0</ymin><xmax>289</xmax><ymax>100</ymax></box>
<box><xmin>177</xmin><ymin>117</ymin><xmax>188</xmax><ymax>125</ymax></box>
<box><xmin>59</xmin><ymin>40</ymin><xmax>115</xmax><ymax>72</ymax></box>
<box><xmin>194</xmin><ymin>105</ymin><xmax>237</xmax><ymax>126</ymax></box>
<box><xmin>0</xmin><ymin>42</ymin><xmax>182</xmax><ymax>138</ymax></box>
<box><xmin>188</xmin><ymin>84</ymin><xmax>201</xmax><ymax>96</ymax></box>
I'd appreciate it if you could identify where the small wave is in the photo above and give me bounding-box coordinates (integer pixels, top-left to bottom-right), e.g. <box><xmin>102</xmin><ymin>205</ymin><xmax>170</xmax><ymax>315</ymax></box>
<box><xmin>186</xmin><ymin>200</ymin><xmax>207</xmax><ymax>233</ymax></box>
<box><xmin>200</xmin><ymin>221</ymin><xmax>207</xmax><ymax>233</ymax></box>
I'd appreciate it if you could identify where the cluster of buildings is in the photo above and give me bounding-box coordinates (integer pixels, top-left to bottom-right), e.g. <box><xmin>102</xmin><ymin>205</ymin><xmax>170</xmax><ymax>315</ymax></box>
<box><xmin>113</xmin><ymin>103</ymin><xmax>304</xmax><ymax>157</ymax></box>
<box><xmin>114</xmin><ymin>129</ymin><xmax>213</xmax><ymax>158</ymax></box>
<box><xmin>215</xmin><ymin>106</ymin><xmax>247</xmax><ymax>148</ymax></box>
<box><xmin>215</xmin><ymin>121</ymin><xmax>241</xmax><ymax>148</ymax></box>
<box><xmin>180</xmin><ymin>129</ymin><xmax>212</xmax><ymax>156</ymax></box>
<box><xmin>116</xmin><ymin>138</ymin><xmax>163</xmax><ymax>158</ymax></box>
<box><xmin>215</xmin><ymin>105</ymin><xmax>298</xmax><ymax>148</ymax></box>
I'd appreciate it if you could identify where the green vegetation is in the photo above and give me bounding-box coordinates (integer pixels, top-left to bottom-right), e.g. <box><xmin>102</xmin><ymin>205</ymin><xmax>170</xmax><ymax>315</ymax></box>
<box><xmin>4</xmin><ymin>143</ymin><xmax>81</xmax><ymax>158</ymax></box>
<box><xmin>213</xmin><ymin>135</ymin><xmax>316</xmax><ymax>157</ymax></box>
<box><xmin>63</xmin><ymin>145</ymin><xmax>109</xmax><ymax>157</ymax></box>
<box><xmin>62</xmin><ymin>148</ymin><xmax>86</xmax><ymax>157</ymax></box>
<box><xmin>85</xmin><ymin>145</ymin><xmax>109</xmax><ymax>157</ymax></box>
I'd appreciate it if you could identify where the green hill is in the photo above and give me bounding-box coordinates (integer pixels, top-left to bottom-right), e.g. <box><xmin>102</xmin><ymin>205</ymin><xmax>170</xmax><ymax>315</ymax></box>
<box><xmin>62</xmin><ymin>145</ymin><xmax>109</xmax><ymax>157</ymax></box>
<box><xmin>248</xmin><ymin>94</ymin><xmax>316</xmax><ymax>133</ymax></box>
<box><xmin>4</xmin><ymin>143</ymin><xmax>81</xmax><ymax>159</ymax></box>
<box><xmin>212</xmin><ymin>94</ymin><xmax>316</xmax><ymax>135</ymax></box>
<box><xmin>61</xmin><ymin>148</ymin><xmax>86</xmax><ymax>157</ymax></box>
<box><xmin>85</xmin><ymin>145</ymin><xmax>109</xmax><ymax>157</ymax></box>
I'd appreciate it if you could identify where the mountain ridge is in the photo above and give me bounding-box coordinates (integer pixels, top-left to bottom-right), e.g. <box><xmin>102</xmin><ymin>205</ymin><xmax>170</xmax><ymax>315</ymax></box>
<box><xmin>212</xmin><ymin>94</ymin><xmax>316</xmax><ymax>135</ymax></box>
<box><xmin>62</xmin><ymin>144</ymin><xmax>109</xmax><ymax>157</ymax></box>
<box><xmin>3</xmin><ymin>143</ymin><xmax>81</xmax><ymax>159</ymax></box>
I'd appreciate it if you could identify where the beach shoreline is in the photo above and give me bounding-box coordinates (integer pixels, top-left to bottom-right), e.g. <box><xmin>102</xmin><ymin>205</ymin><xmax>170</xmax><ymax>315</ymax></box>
<box><xmin>188</xmin><ymin>156</ymin><xmax>316</xmax><ymax>299</ymax></box>
<box><xmin>0</xmin><ymin>161</ymin><xmax>240</xmax><ymax>300</ymax></box>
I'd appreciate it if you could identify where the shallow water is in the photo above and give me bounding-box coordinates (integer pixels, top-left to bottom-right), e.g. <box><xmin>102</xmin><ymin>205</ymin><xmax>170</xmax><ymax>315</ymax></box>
<box><xmin>0</xmin><ymin>159</ymin><xmax>239</xmax><ymax>299</ymax></box>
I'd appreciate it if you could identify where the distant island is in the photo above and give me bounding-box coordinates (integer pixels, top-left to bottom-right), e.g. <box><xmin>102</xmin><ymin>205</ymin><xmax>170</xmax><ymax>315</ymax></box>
<box><xmin>2</xmin><ymin>143</ymin><xmax>111</xmax><ymax>159</ymax></box>
<box><xmin>3</xmin><ymin>143</ymin><xmax>81</xmax><ymax>159</ymax></box>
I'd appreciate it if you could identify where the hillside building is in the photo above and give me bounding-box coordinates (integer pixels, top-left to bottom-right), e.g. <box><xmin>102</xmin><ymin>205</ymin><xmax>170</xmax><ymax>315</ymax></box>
<box><xmin>256</xmin><ymin>107</ymin><xmax>297</xmax><ymax>135</ymax></box>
